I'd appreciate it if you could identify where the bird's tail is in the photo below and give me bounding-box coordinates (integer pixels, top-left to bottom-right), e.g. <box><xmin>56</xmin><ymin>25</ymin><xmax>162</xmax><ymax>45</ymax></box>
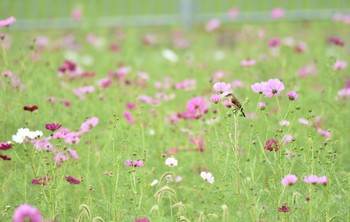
<box><xmin>241</xmin><ymin>108</ymin><xmax>246</xmax><ymax>117</ymax></box>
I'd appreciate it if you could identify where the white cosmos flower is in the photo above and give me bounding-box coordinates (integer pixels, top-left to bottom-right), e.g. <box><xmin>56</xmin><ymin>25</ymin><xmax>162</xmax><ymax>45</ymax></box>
<box><xmin>165</xmin><ymin>157</ymin><xmax>178</xmax><ymax>167</ymax></box>
<box><xmin>150</xmin><ymin>179</ymin><xmax>159</xmax><ymax>187</ymax></box>
<box><xmin>200</xmin><ymin>171</ymin><xmax>215</xmax><ymax>184</ymax></box>
<box><xmin>12</xmin><ymin>128</ymin><xmax>43</xmax><ymax>144</ymax></box>
<box><xmin>162</xmin><ymin>49</ymin><xmax>178</xmax><ymax>63</ymax></box>
<box><xmin>12</xmin><ymin>128</ymin><xmax>30</xmax><ymax>144</ymax></box>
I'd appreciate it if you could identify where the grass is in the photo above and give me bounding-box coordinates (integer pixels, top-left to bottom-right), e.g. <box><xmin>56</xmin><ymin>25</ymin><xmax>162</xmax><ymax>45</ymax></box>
<box><xmin>1</xmin><ymin>19</ymin><xmax>350</xmax><ymax>221</ymax></box>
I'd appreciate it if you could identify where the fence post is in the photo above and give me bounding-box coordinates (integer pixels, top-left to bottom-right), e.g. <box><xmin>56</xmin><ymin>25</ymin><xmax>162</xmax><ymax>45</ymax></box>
<box><xmin>179</xmin><ymin>0</ymin><xmax>194</xmax><ymax>30</ymax></box>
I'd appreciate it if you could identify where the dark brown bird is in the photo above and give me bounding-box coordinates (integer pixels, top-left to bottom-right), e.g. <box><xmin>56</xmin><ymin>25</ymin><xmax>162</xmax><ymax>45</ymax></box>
<box><xmin>225</xmin><ymin>93</ymin><xmax>246</xmax><ymax>117</ymax></box>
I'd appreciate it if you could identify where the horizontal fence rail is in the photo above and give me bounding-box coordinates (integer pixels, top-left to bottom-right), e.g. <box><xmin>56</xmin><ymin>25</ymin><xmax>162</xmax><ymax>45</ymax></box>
<box><xmin>1</xmin><ymin>0</ymin><xmax>350</xmax><ymax>30</ymax></box>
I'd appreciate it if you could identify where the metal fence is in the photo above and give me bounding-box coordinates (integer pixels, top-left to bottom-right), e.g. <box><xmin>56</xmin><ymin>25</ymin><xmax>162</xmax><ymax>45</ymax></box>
<box><xmin>2</xmin><ymin>0</ymin><xmax>350</xmax><ymax>30</ymax></box>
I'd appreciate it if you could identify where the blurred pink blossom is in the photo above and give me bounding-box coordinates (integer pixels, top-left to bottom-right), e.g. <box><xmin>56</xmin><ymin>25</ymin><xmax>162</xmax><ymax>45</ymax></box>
<box><xmin>0</xmin><ymin>16</ymin><xmax>16</xmax><ymax>27</ymax></box>
<box><xmin>271</xmin><ymin>8</ymin><xmax>285</xmax><ymax>19</ymax></box>
<box><xmin>206</xmin><ymin>18</ymin><xmax>221</xmax><ymax>32</ymax></box>
<box><xmin>281</xmin><ymin>174</ymin><xmax>298</xmax><ymax>186</ymax></box>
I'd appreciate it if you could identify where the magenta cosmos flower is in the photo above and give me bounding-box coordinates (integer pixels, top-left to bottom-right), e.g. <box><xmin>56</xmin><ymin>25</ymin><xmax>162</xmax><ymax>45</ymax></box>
<box><xmin>281</xmin><ymin>174</ymin><xmax>298</xmax><ymax>186</ymax></box>
<box><xmin>278</xmin><ymin>205</ymin><xmax>290</xmax><ymax>213</ymax></box>
<box><xmin>13</xmin><ymin>204</ymin><xmax>42</xmax><ymax>222</ymax></box>
<box><xmin>0</xmin><ymin>16</ymin><xmax>16</xmax><ymax>27</ymax></box>
<box><xmin>66</xmin><ymin>176</ymin><xmax>81</xmax><ymax>184</ymax></box>
<box><xmin>262</xmin><ymin>79</ymin><xmax>285</xmax><ymax>97</ymax></box>
<box><xmin>135</xmin><ymin>217</ymin><xmax>150</xmax><ymax>222</ymax></box>
<box><xmin>23</xmin><ymin>105</ymin><xmax>38</xmax><ymax>112</ymax></box>
<box><xmin>264</xmin><ymin>139</ymin><xmax>279</xmax><ymax>152</ymax></box>
<box><xmin>213</xmin><ymin>82</ymin><xmax>231</xmax><ymax>94</ymax></box>
<box><xmin>45</xmin><ymin>123</ymin><xmax>61</xmax><ymax>132</ymax></box>
<box><xmin>286</xmin><ymin>91</ymin><xmax>298</xmax><ymax>101</ymax></box>
<box><xmin>184</xmin><ymin>97</ymin><xmax>208</xmax><ymax>119</ymax></box>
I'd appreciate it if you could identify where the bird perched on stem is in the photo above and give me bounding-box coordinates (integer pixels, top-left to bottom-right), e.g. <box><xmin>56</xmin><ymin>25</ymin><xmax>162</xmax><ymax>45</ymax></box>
<box><xmin>224</xmin><ymin>93</ymin><xmax>246</xmax><ymax>117</ymax></box>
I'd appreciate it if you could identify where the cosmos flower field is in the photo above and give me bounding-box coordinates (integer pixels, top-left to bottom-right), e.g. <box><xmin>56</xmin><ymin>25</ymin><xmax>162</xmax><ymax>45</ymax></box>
<box><xmin>1</xmin><ymin>15</ymin><xmax>350</xmax><ymax>221</ymax></box>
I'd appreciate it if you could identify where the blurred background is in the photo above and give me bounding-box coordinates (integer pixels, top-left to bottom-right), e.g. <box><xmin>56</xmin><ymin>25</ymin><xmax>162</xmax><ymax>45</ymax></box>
<box><xmin>1</xmin><ymin>0</ymin><xmax>350</xmax><ymax>30</ymax></box>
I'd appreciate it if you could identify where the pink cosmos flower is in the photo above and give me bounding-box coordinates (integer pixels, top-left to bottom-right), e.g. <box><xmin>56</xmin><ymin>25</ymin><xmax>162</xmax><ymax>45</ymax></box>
<box><xmin>231</xmin><ymin>80</ymin><xmax>244</xmax><ymax>88</ymax></box>
<box><xmin>135</xmin><ymin>217</ymin><xmax>150</xmax><ymax>222</ymax></box>
<box><xmin>0</xmin><ymin>16</ymin><xmax>16</xmax><ymax>27</ymax></box>
<box><xmin>278</xmin><ymin>205</ymin><xmax>290</xmax><ymax>213</ymax></box>
<box><xmin>264</xmin><ymin>139</ymin><xmax>279</xmax><ymax>152</ymax></box>
<box><xmin>210</xmin><ymin>94</ymin><xmax>221</xmax><ymax>104</ymax></box>
<box><xmin>279</xmin><ymin>120</ymin><xmax>290</xmax><ymax>126</ymax></box>
<box><xmin>31</xmin><ymin>137</ymin><xmax>55</xmax><ymax>151</ymax></box>
<box><xmin>97</xmin><ymin>78</ymin><xmax>112</xmax><ymax>88</ymax></box>
<box><xmin>45</xmin><ymin>123</ymin><xmax>61</xmax><ymax>132</ymax></box>
<box><xmin>124</xmin><ymin>111</ymin><xmax>134</xmax><ymax>124</ymax></box>
<box><xmin>81</xmin><ymin>117</ymin><xmax>99</xmax><ymax>133</ymax></box>
<box><xmin>337</xmin><ymin>88</ymin><xmax>350</xmax><ymax>99</ymax></box>
<box><xmin>333</xmin><ymin>60</ymin><xmax>347</xmax><ymax>70</ymax></box>
<box><xmin>271</xmin><ymin>8</ymin><xmax>284</xmax><ymax>19</ymax></box>
<box><xmin>258</xmin><ymin>102</ymin><xmax>266</xmax><ymax>110</ymax></box>
<box><xmin>206</xmin><ymin>18</ymin><xmax>221</xmax><ymax>32</ymax></box>
<box><xmin>298</xmin><ymin>118</ymin><xmax>309</xmax><ymax>125</ymax></box>
<box><xmin>68</xmin><ymin>149</ymin><xmax>79</xmax><ymax>159</ymax></box>
<box><xmin>281</xmin><ymin>174</ymin><xmax>298</xmax><ymax>186</ymax></box>
<box><xmin>282</xmin><ymin>134</ymin><xmax>293</xmax><ymax>145</ymax></box>
<box><xmin>318</xmin><ymin>176</ymin><xmax>328</xmax><ymax>186</ymax></box>
<box><xmin>240</xmin><ymin>59</ymin><xmax>256</xmax><ymax>66</ymax></box>
<box><xmin>189</xmin><ymin>137</ymin><xmax>204</xmax><ymax>152</ymax></box>
<box><xmin>142</xmin><ymin>34</ymin><xmax>156</xmax><ymax>45</ymax></box>
<box><xmin>71</xmin><ymin>7</ymin><xmax>82</xmax><ymax>20</ymax></box>
<box><xmin>53</xmin><ymin>152</ymin><xmax>69</xmax><ymax>165</ymax></box>
<box><xmin>175</xmin><ymin>79</ymin><xmax>196</xmax><ymax>91</ymax></box>
<box><xmin>164</xmin><ymin>148</ymin><xmax>180</xmax><ymax>155</ymax></box>
<box><xmin>66</xmin><ymin>176</ymin><xmax>81</xmax><ymax>184</ymax></box>
<box><xmin>286</xmin><ymin>91</ymin><xmax>298</xmax><ymax>101</ymax></box>
<box><xmin>13</xmin><ymin>204</ymin><xmax>42</xmax><ymax>222</ymax></box>
<box><xmin>222</xmin><ymin>100</ymin><xmax>232</xmax><ymax>108</ymax></box>
<box><xmin>317</xmin><ymin>128</ymin><xmax>331</xmax><ymax>138</ymax></box>
<box><xmin>125</xmin><ymin>103</ymin><xmax>137</xmax><ymax>110</ymax></box>
<box><xmin>53</xmin><ymin>128</ymin><xmax>70</xmax><ymax>139</ymax></box>
<box><xmin>228</xmin><ymin>8</ymin><xmax>239</xmax><ymax>19</ymax></box>
<box><xmin>73</xmin><ymin>86</ymin><xmax>94</xmax><ymax>99</ymax></box>
<box><xmin>268</xmin><ymin>38</ymin><xmax>281</xmax><ymax>47</ymax></box>
<box><xmin>185</xmin><ymin>97</ymin><xmax>208</xmax><ymax>119</ymax></box>
<box><xmin>251</xmin><ymin>82</ymin><xmax>265</xmax><ymax>94</ymax></box>
<box><xmin>124</xmin><ymin>160</ymin><xmax>144</xmax><ymax>167</ymax></box>
<box><xmin>213</xmin><ymin>82</ymin><xmax>231</xmax><ymax>94</ymax></box>
<box><xmin>262</xmin><ymin>79</ymin><xmax>285</xmax><ymax>97</ymax></box>
<box><xmin>32</xmin><ymin>176</ymin><xmax>49</xmax><ymax>186</ymax></box>
<box><xmin>304</xmin><ymin>175</ymin><xmax>319</xmax><ymax>184</ymax></box>
<box><xmin>328</xmin><ymin>37</ymin><xmax>344</xmax><ymax>46</ymax></box>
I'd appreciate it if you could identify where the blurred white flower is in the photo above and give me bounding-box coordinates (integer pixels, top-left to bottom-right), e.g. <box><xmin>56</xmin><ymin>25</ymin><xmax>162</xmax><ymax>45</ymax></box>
<box><xmin>150</xmin><ymin>179</ymin><xmax>159</xmax><ymax>187</ymax></box>
<box><xmin>162</xmin><ymin>49</ymin><xmax>178</xmax><ymax>63</ymax></box>
<box><xmin>12</xmin><ymin>128</ymin><xmax>30</xmax><ymax>144</ymax></box>
<box><xmin>165</xmin><ymin>157</ymin><xmax>178</xmax><ymax>167</ymax></box>
<box><xmin>200</xmin><ymin>171</ymin><xmax>215</xmax><ymax>184</ymax></box>
<box><xmin>27</xmin><ymin>130</ymin><xmax>43</xmax><ymax>139</ymax></box>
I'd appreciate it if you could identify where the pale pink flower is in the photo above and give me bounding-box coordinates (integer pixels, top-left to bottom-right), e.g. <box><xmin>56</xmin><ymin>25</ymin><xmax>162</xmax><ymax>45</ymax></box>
<box><xmin>206</xmin><ymin>18</ymin><xmax>221</xmax><ymax>32</ymax></box>
<box><xmin>303</xmin><ymin>175</ymin><xmax>319</xmax><ymax>184</ymax></box>
<box><xmin>268</xmin><ymin>38</ymin><xmax>281</xmax><ymax>47</ymax></box>
<box><xmin>210</xmin><ymin>94</ymin><xmax>221</xmax><ymax>104</ymax></box>
<box><xmin>251</xmin><ymin>82</ymin><xmax>265</xmax><ymax>94</ymax></box>
<box><xmin>124</xmin><ymin>111</ymin><xmax>134</xmax><ymax>124</ymax></box>
<box><xmin>258</xmin><ymin>102</ymin><xmax>266</xmax><ymax>110</ymax></box>
<box><xmin>222</xmin><ymin>100</ymin><xmax>232</xmax><ymax>108</ymax></box>
<box><xmin>68</xmin><ymin>149</ymin><xmax>79</xmax><ymax>159</ymax></box>
<box><xmin>31</xmin><ymin>137</ymin><xmax>55</xmax><ymax>151</ymax></box>
<box><xmin>213</xmin><ymin>82</ymin><xmax>231</xmax><ymax>94</ymax></box>
<box><xmin>97</xmin><ymin>78</ymin><xmax>112</xmax><ymax>88</ymax></box>
<box><xmin>337</xmin><ymin>88</ymin><xmax>350</xmax><ymax>99</ymax></box>
<box><xmin>298</xmin><ymin>118</ymin><xmax>309</xmax><ymax>125</ymax></box>
<box><xmin>0</xmin><ymin>16</ymin><xmax>16</xmax><ymax>27</ymax></box>
<box><xmin>53</xmin><ymin>152</ymin><xmax>69</xmax><ymax>164</ymax></box>
<box><xmin>13</xmin><ymin>204</ymin><xmax>42</xmax><ymax>222</ymax></box>
<box><xmin>240</xmin><ymin>59</ymin><xmax>256</xmax><ymax>66</ymax></box>
<box><xmin>81</xmin><ymin>117</ymin><xmax>99</xmax><ymax>132</ymax></box>
<box><xmin>71</xmin><ymin>7</ymin><xmax>82</xmax><ymax>20</ymax></box>
<box><xmin>297</xmin><ymin>64</ymin><xmax>317</xmax><ymax>77</ymax></box>
<box><xmin>333</xmin><ymin>60</ymin><xmax>347</xmax><ymax>70</ymax></box>
<box><xmin>317</xmin><ymin>128</ymin><xmax>331</xmax><ymax>138</ymax></box>
<box><xmin>262</xmin><ymin>79</ymin><xmax>285</xmax><ymax>97</ymax></box>
<box><xmin>175</xmin><ymin>79</ymin><xmax>196</xmax><ymax>91</ymax></box>
<box><xmin>231</xmin><ymin>80</ymin><xmax>244</xmax><ymax>88</ymax></box>
<box><xmin>281</xmin><ymin>174</ymin><xmax>298</xmax><ymax>186</ymax></box>
<box><xmin>124</xmin><ymin>159</ymin><xmax>144</xmax><ymax>167</ymax></box>
<box><xmin>286</xmin><ymin>91</ymin><xmax>299</xmax><ymax>101</ymax></box>
<box><xmin>228</xmin><ymin>8</ymin><xmax>239</xmax><ymax>19</ymax></box>
<box><xmin>271</xmin><ymin>8</ymin><xmax>285</xmax><ymax>19</ymax></box>
<box><xmin>318</xmin><ymin>176</ymin><xmax>328</xmax><ymax>186</ymax></box>
<box><xmin>53</xmin><ymin>128</ymin><xmax>70</xmax><ymax>139</ymax></box>
<box><xmin>279</xmin><ymin>120</ymin><xmax>290</xmax><ymax>126</ymax></box>
<box><xmin>189</xmin><ymin>137</ymin><xmax>204</xmax><ymax>152</ymax></box>
<box><xmin>282</xmin><ymin>134</ymin><xmax>293</xmax><ymax>145</ymax></box>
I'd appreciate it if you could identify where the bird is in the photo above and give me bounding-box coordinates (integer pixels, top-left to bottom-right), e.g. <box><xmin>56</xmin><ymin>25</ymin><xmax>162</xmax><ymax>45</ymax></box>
<box><xmin>224</xmin><ymin>93</ymin><xmax>246</xmax><ymax>117</ymax></box>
